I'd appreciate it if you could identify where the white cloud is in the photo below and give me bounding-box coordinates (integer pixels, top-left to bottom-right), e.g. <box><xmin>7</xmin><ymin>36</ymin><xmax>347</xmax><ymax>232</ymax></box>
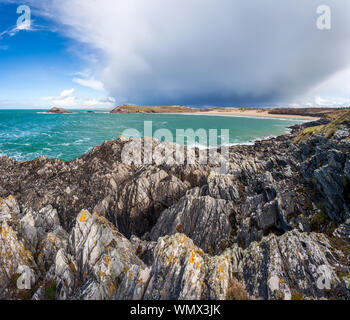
<box><xmin>12</xmin><ymin>0</ymin><xmax>350</xmax><ymax>106</ymax></box>
<box><xmin>60</xmin><ymin>88</ymin><xmax>75</xmax><ymax>98</ymax></box>
<box><xmin>72</xmin><ymin>77</ymin><xmax>105</xmax><ymax>91</ymax></box>
<box><xmin>42</xmin><ymin>88</ymin><xmax>115</xmax><ymax>109</ymax></box>
<box><xmin>84</xmin><ymin>97</ymin><xmax>115</xmax><ymax>108</ymax></box>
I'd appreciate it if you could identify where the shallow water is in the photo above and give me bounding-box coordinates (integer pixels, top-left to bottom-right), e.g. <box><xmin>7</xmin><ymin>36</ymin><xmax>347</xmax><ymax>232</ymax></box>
<box><xmin>0</xmin><ymin>110</ymin><xmax>306</xmax><ymax>161</ymax></box>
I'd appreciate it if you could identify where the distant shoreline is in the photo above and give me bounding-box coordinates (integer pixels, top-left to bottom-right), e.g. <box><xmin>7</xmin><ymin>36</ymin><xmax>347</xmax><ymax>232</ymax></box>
<box><xmin>172</xmin><ymin>109</ymin><xmax>319</xmax><ymax>120</ymax></box>
<box><xmin>109</xmin><ymin>104</ymin><xmax>336</xmax><ymax>120</ymax></box>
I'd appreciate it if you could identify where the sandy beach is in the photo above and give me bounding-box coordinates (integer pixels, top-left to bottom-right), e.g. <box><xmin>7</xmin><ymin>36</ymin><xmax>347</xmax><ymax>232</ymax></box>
<box><xmin>195</xmin><ymin>108</ymin><xmax>320</xmax><ymax>120</ymax></box>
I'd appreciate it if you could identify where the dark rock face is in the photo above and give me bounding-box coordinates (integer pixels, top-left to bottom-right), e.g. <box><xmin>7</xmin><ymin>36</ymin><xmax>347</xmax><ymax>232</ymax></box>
<box><xmin>47</xmin><ymin>107</ymin><xmax>72</xmax><ymax>114</ymax></box>
<box><xmin>150</xmin><ymin>186</ymin><xmax>235</xmax><ymax>255</ymax></box>
<box><xmin>0</xmin><ymin>139</ymin><xmax>209</xmax><ymax>237</ymax></box>
<box><xmin>0</xmin><ymin>119</ymin><xmax>350</xmax><ymax>300</ymax></box>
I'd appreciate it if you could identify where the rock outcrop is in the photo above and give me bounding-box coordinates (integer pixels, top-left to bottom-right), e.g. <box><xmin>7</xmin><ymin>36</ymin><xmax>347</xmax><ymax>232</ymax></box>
<box><xmin>47</xmin><ymin>107</ymin><xmax>72</xmax><ymax>114</ymax></box>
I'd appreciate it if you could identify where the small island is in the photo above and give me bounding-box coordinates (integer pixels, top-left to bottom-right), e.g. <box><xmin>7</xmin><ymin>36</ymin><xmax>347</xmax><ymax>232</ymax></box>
<box><xmin>47</xmin><ymin>107</ymin><xmax>72</xmax><ymax>114</ymax></box>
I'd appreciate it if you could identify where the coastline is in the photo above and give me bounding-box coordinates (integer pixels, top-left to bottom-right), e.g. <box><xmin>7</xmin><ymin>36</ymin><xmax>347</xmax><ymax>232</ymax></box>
<box><xmin>192</xmin><ymin>108</ymin><xmax>321</xmax><ymax>120</ymax></box>
<box><xmin>109</xmin><ymin>105</ymin><xmax>325</xmax><ymax>120</ymax></box>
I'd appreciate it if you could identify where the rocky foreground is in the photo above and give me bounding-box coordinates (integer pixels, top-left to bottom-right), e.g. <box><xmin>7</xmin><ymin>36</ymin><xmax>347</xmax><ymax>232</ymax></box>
<box><xmin>0</xmin><ymin>113</ymin><xmax>350</xmax><ymax>300</ymax></box>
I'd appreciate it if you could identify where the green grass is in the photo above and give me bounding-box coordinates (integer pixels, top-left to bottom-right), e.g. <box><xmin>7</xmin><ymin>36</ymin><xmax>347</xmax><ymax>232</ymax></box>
<box><xmin>294</xmin><ymin>110</ymin><xmax>350</xmax><ymax>143</ymax></box>
<box><xmin>44</xmin><ymin>280</ymin><xmax>57</xmax><ymax>300</ymax></box>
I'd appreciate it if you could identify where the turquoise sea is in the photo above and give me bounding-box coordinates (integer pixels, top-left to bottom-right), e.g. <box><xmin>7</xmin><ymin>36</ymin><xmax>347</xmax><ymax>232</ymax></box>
<box><xmin>0</xmin><ymin>110</ymin><xmax>307</xmax><ymax>161</ymax></box>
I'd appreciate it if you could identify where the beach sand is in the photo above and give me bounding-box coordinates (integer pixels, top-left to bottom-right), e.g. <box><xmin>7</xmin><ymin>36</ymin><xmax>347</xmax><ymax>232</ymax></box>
<box><xmin>195</xmin><ymin>108</ymin><xmax>320</xmax><ymax>120</ymax></box>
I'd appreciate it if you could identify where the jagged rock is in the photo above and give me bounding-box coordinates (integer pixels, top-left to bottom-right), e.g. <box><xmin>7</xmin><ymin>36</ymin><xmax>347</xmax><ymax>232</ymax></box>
<box><xmin>236</xmin><ymin>230</ymin><xmax>347</xmax><ymax>300</ymax></box>
<box><xmin>143</xmin><ymin>234</ymin><xmax>207</xmax><ymax>300</ymax></box>
<box><xmin>150</xmin><ymin>190</ymin><xmax>234</xmax><ymax>255</ymax></box>
<box><xmin>0</xmin><ymin>196</ymin><xmax>38</xmax><ymax>299</ymax></box>
<box><xmin>333</xmin><ymin>219</ymin><xmax>350</xmax><ymax>243</ymax></box>
<box><xmin>0</xmin><ymin>138</ymin><xmax>209</xmax><ymax>237</ymax></box>
<box><xmin>334</xmin><ymin>125</ymin><xmax>350</xmax><ymax>140</ymax></box>
<box><xmin>67</xmin><ymin>210</ymin><xmax>145</xmax><ymax>299</ymax></box>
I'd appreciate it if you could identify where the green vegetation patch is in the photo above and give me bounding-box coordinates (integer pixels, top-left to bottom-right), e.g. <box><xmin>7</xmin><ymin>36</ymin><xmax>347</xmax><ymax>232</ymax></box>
<box><xmin>294</xmin><ymin>110</ymin><xmax>350</xmax><ymax>143</ymax></box>
<box><xmin>44</xmin><ymin>280</ymin><xmax>57</xmax><ymax>300</ymax></box>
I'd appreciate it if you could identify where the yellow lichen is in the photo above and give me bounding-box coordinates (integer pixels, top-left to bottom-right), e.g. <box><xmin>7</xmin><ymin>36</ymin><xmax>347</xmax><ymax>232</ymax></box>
<box><xmin>80</xmin><ymin>211</ymin><xmax>88</xmax><ymax>222</ymax></box>
<box><xmin>189</xmin><ymin>252</ymin><xmax>196</xmax><ymax>264</ymax></box>
<box><xmin>109</xmin><ymin>284</ymin><xmax>115</xmax><ymax>295</ymax></box>
<box><xmin>1</xmin><ymin>227</ymin><xmax>8</xmax><ymax>238</ymax></box>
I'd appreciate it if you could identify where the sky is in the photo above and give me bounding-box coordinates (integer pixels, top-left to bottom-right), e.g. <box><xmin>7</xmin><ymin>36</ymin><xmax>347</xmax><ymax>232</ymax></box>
<box><xmin>1</xmin><ymin>0</ymin><xmax>350</xmax><ymax>109</ymax></box>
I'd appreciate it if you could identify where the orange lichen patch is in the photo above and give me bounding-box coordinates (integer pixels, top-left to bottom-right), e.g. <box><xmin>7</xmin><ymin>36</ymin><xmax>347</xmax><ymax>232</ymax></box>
<box><xmin>106</xmin><ymin>247</ymin><xmax>110</xmax><ymax>252</ymax></box>
<box><xmin>280</xmin><ymin>278</ymin><xmax>284</xmax><ymax>286</ymax></box>
<box><xmin>69</xmin><ymin>263</ymin><xmax>75</xmax><ymax>273</ymax></box>
<box><xmin>218</xmin><ymin>266</ymin><xmax>224</xmax><ymax>273</ymax></box>
<box><xmin>128</xmin><ymin>271</ymin><xmax>133</xmax><ymax>280</ymax></box>
<box><xmin>189</xmin><ymin>252</ymin><xmax>196</xmax><ymax>264</ymax></box>
<box><xmin>80</xmin><ymin>210</ymin><xmax>89</xmax><ymax>223</ymax></box>
<box><xmin>137</xmin><ymin>278</ymin><xmax>143</xmax><ymax>284</ymax></box>
<box><xmin>220</xmin><ymin>275</ymin><xmax>225</xmax><ymax>282</ymax></box>
<box><xmin>1</xmin><ymin>227</ymin><xmax>8</xmax><ymax>238</ymax></box>
<box><xmin>101</xmin><ymin>272</ymin><xmax>105</xmax><ymax>277</ymax></box>
<box><xmin>202</xmin><ymin>281</ymin><xmax>206</xmax><ymax>287</ymax></box>
<box><xmin>94</xmin><ymin>213</ymin><xmax>99</xmax><ymax>219</ymax></box>
<box><xmin>105</xmin><ymin>255</ymin><xmax>112</xmax><ymax>266</ymax></box>
<box><xmin>9</xmin><ymin>265</ymin><xmax>12</xmax><ymax>271</ymax></box>
<box><xmin>195</xmin><ymin>262</ymin><xmax>201</xmax><ymax>269</ymax></box>
<box><xmin>93</xmin><ymin>240</ymin><xmax>97</xmax><ymax>245</ymax></box>
<box><xmin>7</xmin><ymin>195</ymin><xmax>14</xmax><ymax>200</ymax></box>
<box><xmin>122</xmin><ymin>267</ymin><xmax>129</xmax><ymax>274</ymax></box>
<box><xmin>109</xmin><ymin>284</ymin><xmax>116</xmax><ymax>295</ymax></box>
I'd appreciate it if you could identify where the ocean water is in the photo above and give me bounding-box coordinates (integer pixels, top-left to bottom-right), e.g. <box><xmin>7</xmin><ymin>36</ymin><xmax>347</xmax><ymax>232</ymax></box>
<box><xmin>0</xmin><ymin>110</ymin><xmax>307</xmax><ymax>162</ymax></box>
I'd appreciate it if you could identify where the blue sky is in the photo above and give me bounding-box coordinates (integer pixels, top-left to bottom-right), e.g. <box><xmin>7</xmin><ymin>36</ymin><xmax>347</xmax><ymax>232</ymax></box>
<box><xmin>0</xmin><ymin>1</ymin><xmax>114</xmax><ymax>109</ymax></box>
<box><xmin>1</xmin><ymin>0</ymin><xmax>350</xmax><ymax>109</ymax></box>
